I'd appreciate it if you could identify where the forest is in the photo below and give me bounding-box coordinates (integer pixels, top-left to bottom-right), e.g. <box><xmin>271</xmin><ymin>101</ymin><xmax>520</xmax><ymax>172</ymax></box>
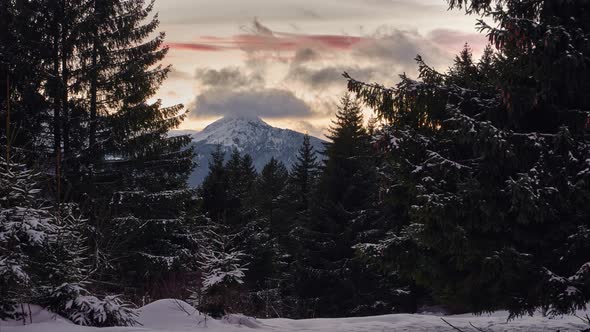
<box><xmin>1</xmin><ymin>0</ymin><xmax>589</xmax><ymax>327</ymax></box>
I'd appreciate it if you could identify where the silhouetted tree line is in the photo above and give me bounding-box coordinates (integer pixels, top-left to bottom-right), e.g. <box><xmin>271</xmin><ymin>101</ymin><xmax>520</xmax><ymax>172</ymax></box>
<box><xmin>196</xmin><ymin>95</ymin><xmax>409</xmax><ymax>318</ymax></box>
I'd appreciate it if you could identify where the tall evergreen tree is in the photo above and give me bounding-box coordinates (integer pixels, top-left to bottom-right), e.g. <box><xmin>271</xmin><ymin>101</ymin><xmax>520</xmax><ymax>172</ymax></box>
<box><xmin>281</xmin><ymin>135</ymin><xmax>320</xmax><ymax>317</ymax></box>
<box><xmin>241</xmin><ymin>158</ymin><xmax>290</xmax><ymax>317</ymax></box>
<box><xmin>256</xmin><ymin>158</ymin><xmax>289</xmax><ymax>234</ymax></box>
<box><xmin>222</xmin><ymin>149</ymin><xmax>256</xmax><ymax>227</ymax></box>
<box><xmin>75</xmin><ymin>0</ymin><xmax>196</xmax><ymax>299</ymax></box>
<box><xmin>290</xmin><ymin>94</ymin><xmax>381</xmax><ymax>317</ymax></box>
<box><xmin>200</xmin><ymin>144</ymin><xmax>227</xmax><ymax>223</ymax></box>
<box><xmin>289</xmin><ymin>134</ymin><xmax>320</xmax><ymax>211</ymax></box>
<box><xmin>1</xmin><ymin>0</ymin><xmax>197</xmax><ymax>302</ymax></box>
<box><xmin>346</xmin><ymin>0</ymin><xmax>590</xmax><ymax>316</ymax></box>
<box><xmin>320</xmin><ymin>94</ymin><xmax>373</xmax><ymax>208</ymax></box>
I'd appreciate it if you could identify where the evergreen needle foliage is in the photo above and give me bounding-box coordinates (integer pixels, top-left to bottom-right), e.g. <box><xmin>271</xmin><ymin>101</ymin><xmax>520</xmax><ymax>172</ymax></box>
<box><xmin>346</xmin><ymin>0</ymin><xmax>590</xmax><ymax>317</ymax></box>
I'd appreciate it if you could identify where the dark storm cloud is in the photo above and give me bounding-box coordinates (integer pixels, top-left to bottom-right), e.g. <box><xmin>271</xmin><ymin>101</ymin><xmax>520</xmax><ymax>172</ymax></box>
<box><xmin>189</xmin><ymin>88</ymin><xmax>313</xmax><ymax>119</ymax></box>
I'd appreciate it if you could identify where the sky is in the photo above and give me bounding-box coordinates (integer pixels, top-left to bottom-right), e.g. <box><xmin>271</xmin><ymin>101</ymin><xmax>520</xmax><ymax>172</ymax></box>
<box><xmin>153</xmin><ymin>0</ymin><xmax>488</xmax><ymax>138</ymax></box>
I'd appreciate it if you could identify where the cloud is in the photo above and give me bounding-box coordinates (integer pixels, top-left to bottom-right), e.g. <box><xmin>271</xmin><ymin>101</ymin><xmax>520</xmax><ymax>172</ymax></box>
<box><xmin>195</xmin><ymin>67</ymin><xmax>264</xmax><ymax>89</ymax></box>
<box><xmin>155</xmin><ymin>0</ymin><xmax>455</xmax><ymax>26</ymax></box>
<box><xmin>352</xmin><ymin>28</ymin><xmax>450</xmax><ymax>69</ymax></box>
<box><xmin>285</xmin><ymin>27</ymin><xmax>458</xmax><ymax>90</ymax></box>
<box><xmin>167</xmin><ymin>19</ymin><xmax>368</xmax><ymax>54</ymax></box>
<box><xmin>168</xmin><ymin>68</ymin><xmax>193</xmax><ymax>80</ymax></box>
<box><xmin>189</xmin><ymin>88</ymin><xmax>313</xmax><ymax>119</ymax></box>
<box><xmin>164</xmin><ymin>20</ymin><xmax>484</xmax><ymax>86</ymax></box>
<box><xmin>287</xmin><ymin>66</ymin><xmax>344</xmax><ymax>89</ymax></box>
<box><xmin>287</xmin><ymin>65</ymin><xmax>378</xmax><ymax>89</ymax></box>
<box><xmin>285</xmin><ymin>27</ymin><xmax>483</xmax><ymax>91</ymax></box>
<box><xmin>289</xmin><ymin>120</ymin><xmax>326</xmax><ymax>138</ymax></box>
<box><xmin>169</xmin><ymin>19</ymin><xmax>486</xmax><ymax>124</ymax></box>
<box><xmin>166</xmin><ymin>20</ymin><xmax>479</xmax><ymax>74</ymax></box>
<box><xmin>292</xmin><ymin>48</ymin><xmax>321</xmax><ymax>64</ymax></box>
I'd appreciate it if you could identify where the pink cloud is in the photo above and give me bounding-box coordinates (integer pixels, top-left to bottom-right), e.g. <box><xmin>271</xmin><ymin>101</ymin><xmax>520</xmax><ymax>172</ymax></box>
<box><xmin>166</xmin><ymin>42</ymin><xmax>225</xmax><ymax>52</ymax></box>
<box><xmin>282</xmin><ymin>33</ymin><xmax>365</xmax><ymax>50</ymax></box>
<box><xmin>185</xmin><ymin>33</ymin><xmax>366</xmax><ymax>52</ymax></box>
<box><xmin>166</xmin><ymin>19</ymin><xmax>370</xmax><ymax>54</ymax></box>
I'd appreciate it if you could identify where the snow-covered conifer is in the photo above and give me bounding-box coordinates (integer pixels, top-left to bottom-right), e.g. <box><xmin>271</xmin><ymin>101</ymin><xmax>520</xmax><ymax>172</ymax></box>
<box><xmin>195</xmin><ymin>224</ymin><xmax>247</xmax><ymax>317</ymax></box>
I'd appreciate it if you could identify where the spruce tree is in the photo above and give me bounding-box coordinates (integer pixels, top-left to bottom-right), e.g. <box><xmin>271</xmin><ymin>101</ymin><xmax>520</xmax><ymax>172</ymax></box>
<box><xmin>289</xmin><ymin>134</ymin><xmax>320</xmax><ymax>211</ymax></box>
<box><xmin>0</xmin><ymin>0</ymin><xmax>208</xmax><ymax>318</ymax></box>
<box><xmin>1</xmin><ymin>0</ymin><xmax>196</xmax><ymax>301</ymax></box>
<box><xmin>320</xmin><ymin>94</ymin><xmax>373</xmax><ymax>208</ymax></box>
<box><xmin>222</xmin><ymin>149</ymin><xmax>256</xmax><ymax>227</ymax></box>
<box><xmin>246</xmin><ymin>158</ymin><xmax>289</xmax><ymax>316</ymax></box>
<box><xmin>0</xmin><ymin>156</ymin><xmax>56</xmax><ymax>318</ymax></box>
<box><xmin>76</xmin><ymin>0</ymin><xmax>196</xmax><ymax>299</ymax></box>
<box><xmin>200</xmin><ymin>144</ymin><xmax>228</xmax><ymax>223</ymax></box>
<box><xmin>345</xmin><ymin>0</ymin><xmax>590</xmax><ymax>316</ymax></box>
<box><xmin>446</xmin><ymin>43</ymin><xmax>479</xmax><ymax>89</ymax></box>
<box><xmin>194</xmin><ymin>222</ymin><xmax>247</xmax><ymax>317</ymax></box>
<box><xmin>199</xmin><ymin>147</ymin><xmax>257</xmax><ymax>243</ymax></box>
<box><xmin>289</xmin><ymin>94</ymin><xmax>381</xmax><ymax>317</ymax></box>
<box><xmin>0</xmin><ymin>155</ymin><xmax>137</xmax><ymax>325</ymax></box>
<box><xmin>281</xmin><ymin>135</ymin><xmax>320</xmax><ymax>317</ymax></box>
<box><xmin>256</xmin><ymin>158</ymin><xmax>289</xmax><ymax>236</ymax></box>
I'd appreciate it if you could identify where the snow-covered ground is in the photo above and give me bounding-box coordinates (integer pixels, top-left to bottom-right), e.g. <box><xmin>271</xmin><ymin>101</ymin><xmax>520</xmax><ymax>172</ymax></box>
<box><xmin>2</xmin><ymin>299</ymin><xmax>589</xmax><ymax>332</ymax></box>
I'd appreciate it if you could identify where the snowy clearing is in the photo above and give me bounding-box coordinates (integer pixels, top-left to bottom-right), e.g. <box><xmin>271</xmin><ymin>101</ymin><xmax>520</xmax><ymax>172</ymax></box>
<box><xmin>1</xmin><ymin>299</ymin><xmax>589</xmax><ymax>332</ymax></box>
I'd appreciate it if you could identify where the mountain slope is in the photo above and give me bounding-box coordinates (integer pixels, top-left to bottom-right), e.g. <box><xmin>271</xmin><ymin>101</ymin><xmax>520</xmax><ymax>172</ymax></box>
<box><xmin>185</xmin><ymin>116</ymin><xmax>325</xmax><ymax>186</ymax></box>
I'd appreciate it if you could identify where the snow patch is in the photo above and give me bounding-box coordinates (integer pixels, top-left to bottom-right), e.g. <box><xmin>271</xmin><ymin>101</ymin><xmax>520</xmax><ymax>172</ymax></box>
<box><xmin>137</xmin><ymin>299</ymin><xmax>219</xmax><ymax>329</ymax></box>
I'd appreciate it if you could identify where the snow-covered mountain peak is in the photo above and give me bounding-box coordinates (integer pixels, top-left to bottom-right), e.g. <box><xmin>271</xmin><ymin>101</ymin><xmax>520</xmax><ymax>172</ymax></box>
<box><xmin>193</xmin><ymin>116</ymin><xmax>296</xmax><ymax>150</ymax></box>
<box><xmin>187</xmin><ymin>115</ymin><xmax>325</xmax><ymax>186</ymax></box>
<box><xmin>200</xmin><ymin>115</ymin><xmax>270</xmax><ymax>133</ymax></box>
